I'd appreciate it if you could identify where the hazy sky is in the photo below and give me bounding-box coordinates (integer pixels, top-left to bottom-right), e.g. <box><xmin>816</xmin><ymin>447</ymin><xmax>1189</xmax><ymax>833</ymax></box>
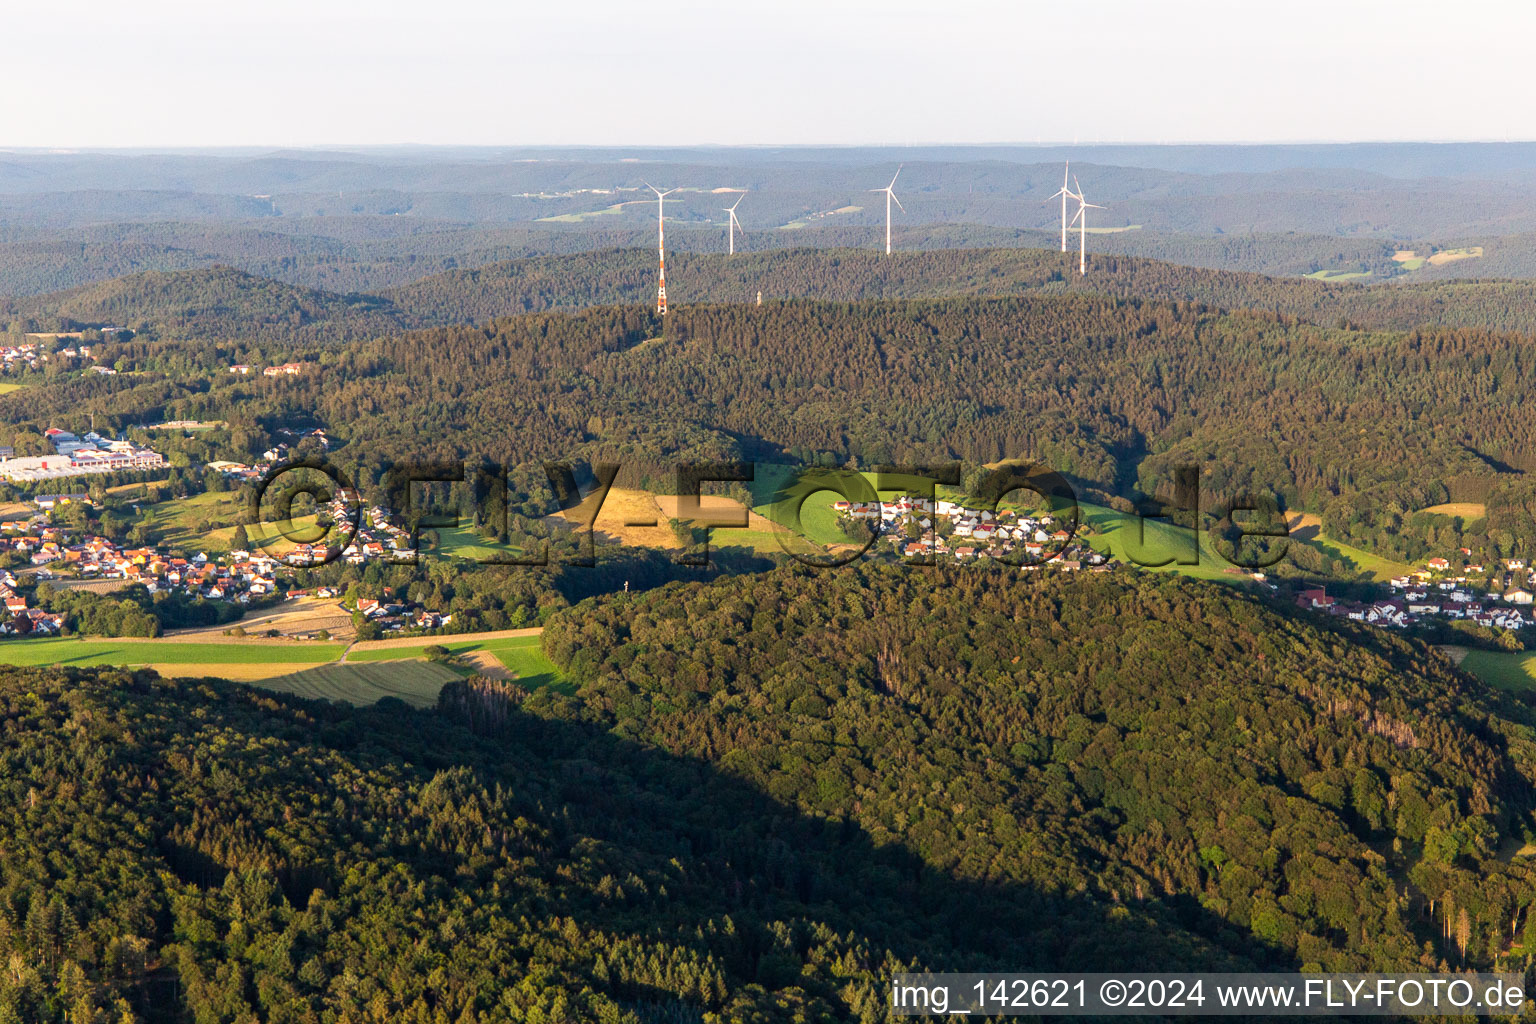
<box><xmin>4</xmin><ymin>0</ymin><xmax>1532</xmax><ymax>147</ymax></box>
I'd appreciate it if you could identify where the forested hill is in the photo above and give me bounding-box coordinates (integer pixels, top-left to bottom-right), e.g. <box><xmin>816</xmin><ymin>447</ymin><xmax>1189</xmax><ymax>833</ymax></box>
<box><xmin>384</xmin><ymin>246</ymin><xmax>1536</xmax><ymax>336</ymax></box>
<box><xmin>542</xmin><ymin>567</ymin><xmax>1536</xmax><ymax>977</ymax></box>
<box><xmin>7</xmin><ymin>570</ymin><xmax>1536</xmax><ymax>1019</ymax></box>
<box><xmin>17</xmin><ymin>247</ymin><xmax>1536</xmax><ymax>343</ymax></box>
<box><xmin>0</xmin><ymin>265</ymin><xmax>412</xmax><ymax>341</ymax></box>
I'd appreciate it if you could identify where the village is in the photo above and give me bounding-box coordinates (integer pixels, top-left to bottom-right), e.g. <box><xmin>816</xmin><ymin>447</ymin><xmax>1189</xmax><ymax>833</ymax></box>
<box><xmin>0</xmin><ymin>467</ymin><xmax>450</xmax><ymax>636</ymax></box>
<box><xmin>836</xmin><ymin>495</ymin><xmax>1113</xmax><ymax>570</ymax></box>
<box><xmin>838</xmin><ymin>493</ymin><xmax>1536</xmax><ymax>644</ymax></box>
<box><xmin>1297</xmin><ymin>552</ymin><xmax>1536</xmax><ymax>633</ymax></box>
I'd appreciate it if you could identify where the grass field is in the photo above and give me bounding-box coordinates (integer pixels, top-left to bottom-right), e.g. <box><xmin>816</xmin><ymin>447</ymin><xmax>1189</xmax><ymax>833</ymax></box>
<box><xmin>0</xmin><ymin>382</ymin><xmax>28</xmax><ymax>395</ymax></box>
<box><xmin>139</xmin><ymin>489</ymin><xmax>321</xmax><ymax>553</ymax></box>
<box><xmin>1458</xmin><ymin>649</ymin><xmax>1536</xmax><ymax>692</ymax></box>
<box><xmin>1079</xmin><ymin>503</ymin><xmax>1240</xmax><ymax>581</ymax></box>
<box><xmin>749</xmin><ymin>465</ymin><xmax>882</xmax><ymax>548</ymax></box>
<box><xmin>428</xmin><ymin>523</ymin><xmax>537</xmax><ymax>563</ymax></box>
<box><xmin>0</xmin><ymin>637</ymin><xmax>345</xmax><ymax>668</ymax></box>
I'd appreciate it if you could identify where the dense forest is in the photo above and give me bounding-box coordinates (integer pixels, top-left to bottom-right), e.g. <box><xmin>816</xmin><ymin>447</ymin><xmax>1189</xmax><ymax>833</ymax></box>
<box><xmin>7</xmin><ymin>570</ymin><xmax>1536</xmax><ymax>1021</ymax></box>
<box><xmin>21</xmin><ymin>247</ymin><xmax>1536</xmax><ymax>348</ymax></box>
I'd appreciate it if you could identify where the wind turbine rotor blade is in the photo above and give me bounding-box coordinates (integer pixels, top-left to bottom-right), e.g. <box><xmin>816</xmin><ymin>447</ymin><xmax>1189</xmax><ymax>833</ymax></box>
<box><xmin>1070</xmin><ymin>208</ymin><xmax>1083</xmax><ymax>227</ymax></box>
<box><xmin>891</xmin><ymin>192</ymin><xmax>905</xmax><ymax>213</ymax></box>
<box><xmin>889</xmin><ymin>167</ymin><xmax>902</xmax><ymax>189</ymax></box>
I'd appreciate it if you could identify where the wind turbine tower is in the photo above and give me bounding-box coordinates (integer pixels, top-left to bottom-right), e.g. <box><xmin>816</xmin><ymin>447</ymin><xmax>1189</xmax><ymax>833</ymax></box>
<box><xmin>869</xmin><ymin>166</ymin><xmax>905</xmax><ymax>255</ymax></box>
<box><xmin>1043</xmin><ymin>162</ymin><xmax>1075</xmax><ymax>253</ymax></box>
<box><xmin>645</xmin><ymin>182</ymin><xmax>678</xmax><ymax>314</ymax></box>
<box><xmin>1068</xmin><ymin>176</ymin><xmax>1106</xmax><ymax>276</ymax></box>
<box><xmin>723</xmin><ymin>192</ymin><xmax>747</xmax><ymax>255</ymax></box>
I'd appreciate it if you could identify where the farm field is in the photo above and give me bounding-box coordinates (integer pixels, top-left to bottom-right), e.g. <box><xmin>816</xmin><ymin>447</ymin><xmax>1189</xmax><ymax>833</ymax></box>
<box><xmin>0</xmin><ymin>628</ymin><xmax>563</xmax><ymax>699</ymax></box>
<box><xmin>1428</xmin><ymin>246</ymin><xmax>1483</xmax><ymax>265</ymax></box>
<box><xmin>1421</xmin><ymin>502</ymin><xmax>1487</xmax><ymax>520</ymax></box>
<box><xmin>545</xmin><ymin>485</ymin><xmax>677</xmax><ymax>549</ymax></box>
<box><xmin>347</xmin><ymin>633</ymin><xmax>566</xmax><ymax>691</ymax></box>
<box><xmin>0</xmin><ymin>382</ymin><xmax>28</xmax><ymax>395</ymax></box>
<box><xmin>167</xmin><ymin>595</ymin><xmax>353</xmax><ymax>639</ymax></box>
<box><xmin>252</xmin><ymin>661</ymin><xmax>462</xmax><ymax>707</ymax></box>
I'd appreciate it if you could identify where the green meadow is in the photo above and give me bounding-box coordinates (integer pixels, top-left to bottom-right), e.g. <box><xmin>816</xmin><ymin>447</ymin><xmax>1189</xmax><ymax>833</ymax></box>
<box><xmin>0</xmin><ymin>638</ymin><xmax>344</xmax><ymax>668</ymax></box>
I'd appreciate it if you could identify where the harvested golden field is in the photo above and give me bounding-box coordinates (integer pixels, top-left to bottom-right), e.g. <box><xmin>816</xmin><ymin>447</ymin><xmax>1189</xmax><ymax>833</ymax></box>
<box><xmin>654</xmin><ymin>493</ymin><xmax>785</xmax><ymax>533</ymax></box>
<box><xmin>1286</xmin><ymin>512</ymin><xmax>1324</xmax><ymax>533</ymax></box>
<box><xmin>348</xmin><ymin>627</ymin><xmax>541</xmax><ymax>653</ymax></box>
<box><xmin>546</xmin><ymin>486</ymin><xmax>677</xmax><ymax>548</ymax></box>
<box><xmin>1421</xmin><ymin>502</ymin><xmax>1486</xmax><ymax>519</ymax></box>
<box><xmin>167</xmin><ymin>597</ymin><xmax>354</xmax><ymax>640</ymax></box>
<box><xmin>1427</xmin><ymin>246</ymin><xmax>1483</xmax><ymax>265</ymax></box>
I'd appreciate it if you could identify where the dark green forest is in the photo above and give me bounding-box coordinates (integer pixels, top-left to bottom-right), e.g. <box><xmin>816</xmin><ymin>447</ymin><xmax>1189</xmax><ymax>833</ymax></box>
<box><xmin>8</xmin><ymin>570</ymin><xmax>1536</xmax><ymax>1021</ymax></box>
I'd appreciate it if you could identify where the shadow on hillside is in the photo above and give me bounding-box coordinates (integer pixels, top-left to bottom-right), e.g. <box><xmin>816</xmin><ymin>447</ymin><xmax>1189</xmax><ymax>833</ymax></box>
<box><xmin>321</xmin><ymin>686</ymin><xmax>1296</xmax><ymax>992</ymax></box>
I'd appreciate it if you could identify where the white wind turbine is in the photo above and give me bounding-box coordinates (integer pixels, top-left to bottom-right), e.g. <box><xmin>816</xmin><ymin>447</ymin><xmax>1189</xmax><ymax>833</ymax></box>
<box><xmin>869</xmin><ymin>166</ymin><xmax>905</xmax><ymax>255</ymax></box>
<box><xmin>722</xmin><ymin>192</ymin><xmax>747</xmax><ymax>255</ymax></box>
<box><xmin>1068</xmin><ymin>175</ymin><xmax>1105</xmax><ymax>276</ymax></box>
<box><xmin>1043</xmin><ymin>162</ymin><xmax>1075</xmax><ymax>253</ymax></box>
<box><xmin>643</xmin><ymin>181</ymin><xmax>678</xmax><ymax>314</ymax></box>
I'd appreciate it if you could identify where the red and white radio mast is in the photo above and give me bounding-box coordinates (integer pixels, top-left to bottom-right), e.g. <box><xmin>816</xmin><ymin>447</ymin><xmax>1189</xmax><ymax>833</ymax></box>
<box><xmin>645</xmin><ymin>182</ymin><xmax>678</xmax><ymax>314</ymax></box>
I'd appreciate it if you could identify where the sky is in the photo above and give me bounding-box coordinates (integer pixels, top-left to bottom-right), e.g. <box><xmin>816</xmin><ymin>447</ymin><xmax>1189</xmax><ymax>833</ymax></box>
<box><xmin>3</xmin><ymin>0</ymin><xmax>1533</xmax><ymax>148</ymax></box>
